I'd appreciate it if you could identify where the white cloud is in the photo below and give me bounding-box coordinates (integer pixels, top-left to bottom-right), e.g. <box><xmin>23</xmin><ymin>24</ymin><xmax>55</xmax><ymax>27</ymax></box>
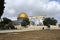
<box><xmin>2</xmin><ymin>0</ymin><xmax>60</xmax><ymax>23</ymax></box>
<box><xmin>8</xmin><ymin>9</ymin><xmax>15</xmax><ymax>14</ymax></box>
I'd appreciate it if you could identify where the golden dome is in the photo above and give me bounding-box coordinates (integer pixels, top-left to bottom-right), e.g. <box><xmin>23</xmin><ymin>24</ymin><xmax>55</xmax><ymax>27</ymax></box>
<box><xmin>18</xmin><ymin>12</ymin><xmax>28</xmax><ymax>18</ymax></box>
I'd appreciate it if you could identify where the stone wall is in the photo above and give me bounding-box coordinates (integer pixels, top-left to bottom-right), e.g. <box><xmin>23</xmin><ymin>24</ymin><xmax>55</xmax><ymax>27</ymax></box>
<box><xmin>15</xmin><ymin>25</ymin><xmax>47</xmax><ymax>30</ymax></box>
<box><xmin>15</xmin><ymin>25</ymin><xmax>60</xmax><ymax>30</ymax></box>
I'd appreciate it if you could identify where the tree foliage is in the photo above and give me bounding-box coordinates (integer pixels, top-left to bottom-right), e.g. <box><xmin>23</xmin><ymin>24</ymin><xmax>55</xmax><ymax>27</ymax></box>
<box><xmin>0</xmin><ymin>0</ymin><xmax>5</xmax><ymax>18</ymax></box>
<box><xmin>1</xmin><ymin>18</ymin><xmax>12</xmax><ymax>24</ymax></box>
<box><xmin>21</xmin><ymin>18</ymin><xmax>30</xmax><ymax>27</ymax></box>
<box><xmin>43</xmin><ymin>17</ymin><xmax>57</xmax><ymax>28</ymax></box>
<box><xmin>0</xmin><ymin>18</ymin><xmax>16</xmax><ymax>30</ymax></box>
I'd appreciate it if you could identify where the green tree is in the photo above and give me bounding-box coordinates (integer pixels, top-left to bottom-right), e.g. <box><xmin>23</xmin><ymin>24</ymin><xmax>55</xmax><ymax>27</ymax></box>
<box><xmin>0</xmin><ymin>17</ymin><xmax>12</xmax><ymax>27</ymax></box>
<box><xmin>43</xmin><ymin>17</ymin><xmax>57</xmax><ymax>28</ymax></box>
<box><xmin>2</xmin><ymin>18</ymin><xmax>12</xmax><ymax>24</ymax></box>
<box><xmin>0</xmin><ymin>0</ymin><xmax>5</xmax><ymax>18</ymax></box>
<box><xmin>21</xmin><ymin>18</ymin><xmax>30</xmax><ymax>27</ymax></box>
<box><xmin>50</xmin><ymin>18</ymin><xmax>57</xmax><ymax>25</ymax></box>
<box><xmin>0</xmin><ymin>17</ymin><xmax>16</xmax><ymax>30</ymax></box>
<box><xmin>21</xmin><ymin>21</ymin><xmax>27</xmax><ymax>27</ymax></box>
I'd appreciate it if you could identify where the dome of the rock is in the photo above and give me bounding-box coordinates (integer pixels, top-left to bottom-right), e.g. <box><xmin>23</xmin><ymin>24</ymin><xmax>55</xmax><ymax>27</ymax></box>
<box><xmin>18</xmin><ymin>12</ymin><xmax>28</xmax><ymax>19</ymax></box>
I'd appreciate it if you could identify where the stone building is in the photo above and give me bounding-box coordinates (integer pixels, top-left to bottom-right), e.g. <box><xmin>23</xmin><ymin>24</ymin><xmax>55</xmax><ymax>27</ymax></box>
<box><xmin>12</xmin><ymin>12</ymin><xmax>45</xmax><ymax>26</ymax></box>
<box><xmin>12</xmin><ymin>12</ymin><xmax>28</xmax><ymax>26</ymax></box>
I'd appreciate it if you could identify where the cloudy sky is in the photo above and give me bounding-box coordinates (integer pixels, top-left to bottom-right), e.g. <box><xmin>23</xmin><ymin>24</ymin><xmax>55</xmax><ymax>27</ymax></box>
<box><xmin>2</xmin><ymin>0</ymin><xmax>60</xmax><ymax>23</ymax></box>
